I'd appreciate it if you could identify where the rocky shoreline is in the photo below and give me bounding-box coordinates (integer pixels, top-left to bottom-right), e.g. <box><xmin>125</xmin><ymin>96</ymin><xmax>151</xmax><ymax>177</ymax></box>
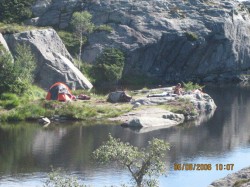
<box><xmin>110</xmin><ymin>87</ymin><xmax>216</xmax><ymax>132</ymax></box>
<box><xmin>208</xmin><ymin>166</ymin><xmax>250</xmax><ymax>187</ymax></box>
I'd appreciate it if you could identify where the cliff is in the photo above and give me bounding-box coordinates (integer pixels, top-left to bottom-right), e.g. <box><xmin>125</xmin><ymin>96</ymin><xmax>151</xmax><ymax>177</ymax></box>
<box><xmin>30</xmin><ymin>0</ymin><xmax>250</xmax><ymax>83</ymax></box>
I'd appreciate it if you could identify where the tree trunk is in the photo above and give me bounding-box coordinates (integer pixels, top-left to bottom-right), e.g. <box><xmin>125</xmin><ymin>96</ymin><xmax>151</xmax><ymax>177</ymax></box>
<box><xmin>78</xmin><ymin>33</ymin><xmax>83</xmax><ymax>69</ymax></box>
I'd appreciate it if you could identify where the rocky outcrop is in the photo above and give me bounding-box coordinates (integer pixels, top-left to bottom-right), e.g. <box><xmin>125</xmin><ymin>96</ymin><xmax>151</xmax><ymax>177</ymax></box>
<box><xmin>4</xmin><ymin>29</ymin><xmax>93</xmax><ymax>89</ymax></box>
<box><xmin>29</xmin><ymin>0</ymin><xmax>250</xmax><ymax>83</ymax></box>
<box><xmin>208</xmin><ymin>166</ymin><xmax>250</xmax><ymax>187</ymax></box>
<box><xmin>131</xmin><ymin>87</ymin><xmax>216</xmax><ymax>115</ymax></box>
<box><xmin>110</xmin><ymin>87</ymin><xmax>216</xmax><ymax>132</ymax></box>
<box><xmin>114</xmin><ymin>107</ymin><xmax>185</xmax><ymax>130</ymax></box>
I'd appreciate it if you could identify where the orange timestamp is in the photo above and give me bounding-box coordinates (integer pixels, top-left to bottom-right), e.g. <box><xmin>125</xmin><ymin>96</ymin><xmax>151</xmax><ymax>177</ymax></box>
<box><xmin>174</xmin><ymin>163</ymin><xmax>234</xmax><ymax>171</ymax></box>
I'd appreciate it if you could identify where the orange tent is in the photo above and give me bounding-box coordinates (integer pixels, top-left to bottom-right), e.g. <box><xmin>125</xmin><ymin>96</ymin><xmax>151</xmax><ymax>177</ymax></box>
<box><xmin>46</xmin><ymin>82</ymin><xmax>74</xmax><ymax>101</ymax></box>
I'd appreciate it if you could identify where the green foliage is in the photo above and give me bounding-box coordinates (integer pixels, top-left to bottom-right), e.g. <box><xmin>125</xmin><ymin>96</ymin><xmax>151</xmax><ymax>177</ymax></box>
<box><xmin>14</xmin><ymin>44</ymin><xmax>36</xmax><ymax>83</ymax></box>
<box><xmin>0</xmin><ymin>50</ymin><xmax>26</xmax><ymax>95</ymax></box>
<box><xmin>70</xmin><ymin>11</ymin><xmax>94</xmax><ymax>63</ymax></box>
<box><xmin>0</xmin><ymin>93</ymin><xmax>20</xmax><ymax>110</ymax></box>
<box><xmin>0</xmin><ymin>43</ymin><xmax>36</xmax><ymax>95</ymax></box>
<box><xmin>0</xmin><ymin>0</ymin><xmax>35</xmax><ymax>23</ymax></box>
<box><xmin>93</xmin><ymin>134</ymin><xmax>170</xmax><ymax>187</ymax></box>
<box><xmin>94</xmin><ymin>24</ymin><xmax>113</xmax><ymax>33</ymax></box>
<box><xmin>93</xmin><ymin>48</ymin><xmax>125</xmax><ymax>84</ymax></box>
<box><xmin>182</xmin><ymin>81</ymin><xmax>204</xmax><ymax>91</ymax></box>
<box><xmin>77</xmin><ymin>60</ymin><xmax>96</xmax><ymax>83</ymax></box>
<box><xmin>185</xmin><ymin>32</ymin><xmax>198</xmax><ymax>41</ymax></box>
<box><xmin>44</xmin><ymin>168</ymin><xmax>87</xmax><ymax>187</ymax></box>
<box><xmin>57</xmin><ymin>31</ymin><xmax>84</xmax><ymax>56</ymax></box>
<box><xmin>70</xmin><ymin>11</ymin><xmax>94</xmax><ymax>35</ymax></box>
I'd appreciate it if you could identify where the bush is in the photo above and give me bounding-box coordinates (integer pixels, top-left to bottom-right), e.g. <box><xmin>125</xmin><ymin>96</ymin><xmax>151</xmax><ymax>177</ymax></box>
<box><xmin>0</xmin><ymin>0</ymin><xmax>35</xmax><ymax>23</ymax></box>
<box><xmin>0</xmin><ymin>43</ymin><xmax>36</xmax><ymax>95</ymax></box>
<box><xmin>93</xmin><ymin>135</ymin><xmax>170</xmax><ymax>187</ymax></box>
<box><xmin>57</xmin><ymin>31</ymin><xmax>83</xmax><ymax>56</ymax></box>
<box><xmin>44</xmin><ymin>169</ymin><xmax>87</xmax><ymax>187</ymax></box>
<box><xmin>0</xmin><ymin>51</ymin><xmax>26</xmax><ymax>95</ymax></box>
<box><xmin>0</xmin><ymin>93</ymin><xmax>20</xmax><ymax>110</ymax></box>
<box><xmin>185</xmin><ymin>32</ymin><xmax>198</xmax><ymax>41</ymax></box>
<box><xmin>94</xmin><ymin>24</ymin><xmax>113</xmax><ymax>33</ymax></box>
<box><xmin>93</xmin><ymin>48</ymin><xmax>125</xmax><ymax>84</ymax></box>
<box><xmin>182</xmin><ymin>81</ymin><xmax>204</xmax><ymax>91</ymax></box>
<box><xmin>14</xmin><ymin>44</ymin><xmax>36</xmax><ymax>83</ymax></box>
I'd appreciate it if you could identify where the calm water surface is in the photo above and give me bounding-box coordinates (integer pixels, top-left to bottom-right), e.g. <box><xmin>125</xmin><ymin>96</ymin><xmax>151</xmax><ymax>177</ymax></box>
<box><xmin>0</xmin><ymin>84</ymin><xmax>250</xmax><ymax>187</ymax></box>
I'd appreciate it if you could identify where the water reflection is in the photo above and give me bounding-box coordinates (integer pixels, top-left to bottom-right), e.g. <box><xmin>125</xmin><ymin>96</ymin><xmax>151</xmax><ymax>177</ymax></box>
<box><xmin>0</xmin><ymin>84</ymin><xmax>250</xmax><ymax>186</ymax></box>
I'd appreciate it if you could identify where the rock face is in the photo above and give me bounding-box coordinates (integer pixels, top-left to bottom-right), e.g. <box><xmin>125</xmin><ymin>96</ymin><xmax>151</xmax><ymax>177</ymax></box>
<box><xmin>32</xmin><ymin>0</ymin><xmax>81</xmax><ymax>29</ymax></box>
<box><xmin>208</xmin><ymin>166</ymin><xmax>250</xmax><ymax>187</ymax></box>
<box><xmin>30</xmin><ymin>0</ymin><xmax>250</xmax><ymax>82</ymax></box>
<box><xmin>4</xmin><ymin>29</ymin><xmax>93</xmax><ymax>90</ymax></box>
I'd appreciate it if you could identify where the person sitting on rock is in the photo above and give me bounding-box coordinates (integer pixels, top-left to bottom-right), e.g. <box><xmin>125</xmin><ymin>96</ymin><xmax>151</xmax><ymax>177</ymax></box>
<box><xmin>173</xmin><ymin>83</ymin><xmax>183</xmax><ymax>95</ymax></box>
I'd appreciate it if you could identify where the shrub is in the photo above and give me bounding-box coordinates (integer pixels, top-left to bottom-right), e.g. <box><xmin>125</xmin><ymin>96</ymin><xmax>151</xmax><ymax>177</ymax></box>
<box><xmin>14</xmin><ymin>44</ymin><xmax>36</xmax><ymax>83</ymax></box>
<box><xmin>0</xmin><ymin>43</ymin><xmax>36</xmax><ymax>95</ymax></box>
<box><xmin>44</xmin><ymin>169</ymin><xmax>87</xmax><ymax>187</ymax></box>
<box><xmin>182</xmin><ymin>81</ymin><xmax>204</xmax><ymax>91</ymax></box>
<box><xmin>94</xmin><ymin>24</ymin><xmax>113</xmax><ymax>33</ymax></box>
<box><xmin>0</xmin><ymin>93</ymin><xmax>20</xmax><ymax>109</ymax></box>
<box><xmin>0</xmin><ymin>0</ymin><xmax>35</xmax><ymax>23</ymax></box>
<box><xmin>185</xmin><ymin>31</ymin><xmax>198</xmax><ymax>41</ymax></box>
<box><xmin>93</xmin><ymin>135</ymin><xmax>170</xmax><ymax>187</ymax></box>
<box><xmin>93</xmin><ymin>48</ymin><xmax>125</xmax><ymax>84</ymax></box>
<box><xmin>0</xmin><ymin>51</ymin><xmax>25</xmax><ymax>95</ymax></box>
<box><xmin>57</xmin><ymin>31</ymin><xmax>83</xmax><ymax>56</ymax></box>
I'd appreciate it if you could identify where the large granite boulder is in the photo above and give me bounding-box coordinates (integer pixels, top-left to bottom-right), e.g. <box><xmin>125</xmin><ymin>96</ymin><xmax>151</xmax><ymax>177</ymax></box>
<box><xmin>4</xmin><ymin>29</ymin><xmax>92</xmax><ymax>90</ymax></box>
<box><xmin>0</xmin><ymin>33</ymin><xmax>10</xmax><ymax>52</ymax></box>
<box><xmin>30</xmin><ymin>0</ymin><xmax>250</xmax><ymax>82</ymax></box>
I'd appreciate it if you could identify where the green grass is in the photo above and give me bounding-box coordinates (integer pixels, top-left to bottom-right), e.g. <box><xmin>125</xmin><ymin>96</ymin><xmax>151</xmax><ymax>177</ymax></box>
<box><xmin>0</xmin><ymin>93</ymin><xmax>20</xmax><ymax>109</ymax></box>
<box><xmin>0</xmin><ymin>86</ymin><xmax>132</xmax><ymax>122</ymax></box>
<box><xmin>159</xmin><ymin>98</ymin><xmax>198</xmax><ymax>116</ymax></box>
<box><xmin>0</xmin><ymin>22</ymin><xmax>44</xmax><ymax>34</ymax></box>
<box><xmin>94</xmin><ymin>24</ymin><xmax>113</xmax><ymax>33</ymax></box>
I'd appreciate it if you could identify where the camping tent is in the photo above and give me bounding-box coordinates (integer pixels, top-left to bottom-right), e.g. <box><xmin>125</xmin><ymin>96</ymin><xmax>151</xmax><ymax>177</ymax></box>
<box><xmin>46</xmin><ymin>82</ymin><xmax>75</xmax><ymax>101</ymax></box>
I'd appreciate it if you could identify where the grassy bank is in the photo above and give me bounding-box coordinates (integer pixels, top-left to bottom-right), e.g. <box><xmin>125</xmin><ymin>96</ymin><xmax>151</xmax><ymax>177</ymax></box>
<box><xmin>0</xmin><ymin>84</ymin><xmax>199</xmax><ymax>123</ymax></box>
<box><xmin>0</xmin><ymin>86</ymin><xmax>132</xmax><ymax>123</ymax></box>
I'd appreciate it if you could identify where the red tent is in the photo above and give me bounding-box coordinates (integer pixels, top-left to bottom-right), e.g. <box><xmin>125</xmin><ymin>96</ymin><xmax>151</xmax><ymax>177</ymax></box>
<box><xmin>46</xmin><ymin>82</ymin><xmax>75</xmax><ymax>101</ymax></box>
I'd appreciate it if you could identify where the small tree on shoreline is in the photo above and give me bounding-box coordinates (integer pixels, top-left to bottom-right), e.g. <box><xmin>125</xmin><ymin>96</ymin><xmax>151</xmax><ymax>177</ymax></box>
<box><xmin>93</xmin><ymin>134</ymin><xmax>170</xmax><ymax>187</ymax></box>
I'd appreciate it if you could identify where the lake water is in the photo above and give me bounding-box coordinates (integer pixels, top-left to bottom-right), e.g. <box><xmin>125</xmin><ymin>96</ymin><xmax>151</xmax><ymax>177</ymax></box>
<box><xmin>0</xmin><ymin>83</ymin><xmax>250</xmax><ymax>187</ymax></box>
